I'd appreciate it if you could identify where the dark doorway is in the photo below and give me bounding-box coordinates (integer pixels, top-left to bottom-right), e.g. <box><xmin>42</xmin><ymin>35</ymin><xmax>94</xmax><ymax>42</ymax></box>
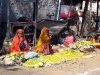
<box><xmin>61</xmin><ymin>0</ymin><xmax>83</xmax><ymax>6</ymax></box>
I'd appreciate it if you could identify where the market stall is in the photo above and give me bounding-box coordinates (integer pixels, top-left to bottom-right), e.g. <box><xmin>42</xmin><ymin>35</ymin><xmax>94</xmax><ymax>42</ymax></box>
<box><xmin>0</xmin><ymin>39</ymin><xmax>96</xmax><ymax>68</ymax></box>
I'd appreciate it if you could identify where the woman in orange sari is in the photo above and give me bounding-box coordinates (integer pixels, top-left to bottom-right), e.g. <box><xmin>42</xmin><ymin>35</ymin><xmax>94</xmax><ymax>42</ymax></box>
<box><xmin>10</xmin><ymin>29</ymin><xmax>30</xmax><ymax>53</ymax></box>
<box><xmin>35</xmin><ymin>27</ymin><xmax>58</xmax><ymax>55</ymax></box>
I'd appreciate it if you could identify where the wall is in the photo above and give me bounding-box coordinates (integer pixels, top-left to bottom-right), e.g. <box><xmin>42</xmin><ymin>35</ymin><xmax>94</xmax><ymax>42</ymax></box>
<box><xmin>37</xmin><ymin>0</ymin><xmax>58</xmax><ymax>21</ymax></box>
<box><xmin>1</xmin><ymin>0</ymin><xmax>58</xmax><ymax>22</ymax></box>
<box><xmin>1</xmin><ymin>0</ymin><xmax>18</xmax><ymax>22</ymax></box>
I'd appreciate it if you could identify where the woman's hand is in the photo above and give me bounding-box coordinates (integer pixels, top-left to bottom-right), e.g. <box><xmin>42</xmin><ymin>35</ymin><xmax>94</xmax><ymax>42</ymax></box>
<box><xmin>63</xmin><ymin>41</ymin><xmax>69</xmax><ymax>47</ymax></box>
<box><xmin>23</xmin><ymin>45</ymin><xmax>29</xmax><ymax>50</ymax></box>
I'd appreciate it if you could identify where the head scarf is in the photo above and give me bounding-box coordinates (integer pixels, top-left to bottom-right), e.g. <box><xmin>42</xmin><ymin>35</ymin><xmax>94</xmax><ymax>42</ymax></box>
<box><xmin>34</xmin><ymin>27</ymin><xmax>50</xmax><ymax>52</ymax></box>
<box><xmin>14</xmin><ymin>29</ymin><xmax>25</xmax><ymax>43</ymax></box>
<box><xmin>10</xmin><ymin>29</ymin><xmax>30</xmax><ymax>53</ymax></box>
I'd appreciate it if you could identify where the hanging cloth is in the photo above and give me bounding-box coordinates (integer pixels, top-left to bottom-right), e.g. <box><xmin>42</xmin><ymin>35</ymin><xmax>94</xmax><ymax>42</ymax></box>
<box><xmin>10</xmin><ymin>0</ymin><xmax>33</xmax><ymax>19</ymax></box>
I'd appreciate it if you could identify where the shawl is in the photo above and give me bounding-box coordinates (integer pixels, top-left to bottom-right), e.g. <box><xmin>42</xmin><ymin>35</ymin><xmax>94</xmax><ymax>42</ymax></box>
<box><xmin>35</xmin><ymin>27</ymin><xmax>50</xmax><ymax>52</ymax></box>
<box><xmin>10</xmin><ymin>29</ymin><xmax>30</xmax><ymax>53</ymax></box>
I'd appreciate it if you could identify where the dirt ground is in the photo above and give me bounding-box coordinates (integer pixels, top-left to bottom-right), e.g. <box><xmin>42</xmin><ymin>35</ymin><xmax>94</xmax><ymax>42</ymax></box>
<box><xmin>0</xmin><ymin>48</ymin><xmax>100</xmax><ymax>75</ymax></box>
<box><xmin>0</xmin><ymin>24</ymin><xmax>99</xmax><ymax>75</ymax></box>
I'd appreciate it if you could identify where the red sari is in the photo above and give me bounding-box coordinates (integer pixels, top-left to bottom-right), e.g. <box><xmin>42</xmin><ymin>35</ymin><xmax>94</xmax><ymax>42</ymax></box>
<box><xmin>10</xmin><ymin>29</ymin><xmax>30</xmax><ymax>53</ymax></box>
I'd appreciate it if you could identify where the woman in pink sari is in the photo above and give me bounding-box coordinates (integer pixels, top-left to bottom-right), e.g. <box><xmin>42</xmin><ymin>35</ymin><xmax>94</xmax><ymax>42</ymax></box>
<box><xmin>64</xmin><ymin>30</ymin><xmax>76</xmax><ymax>47</ymax></box>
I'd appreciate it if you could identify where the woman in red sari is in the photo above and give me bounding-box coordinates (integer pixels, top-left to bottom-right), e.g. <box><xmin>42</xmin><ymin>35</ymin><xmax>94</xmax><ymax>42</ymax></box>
<box><xmin>10</xmin><ymin>29</ymin><xmax>30</xmax><ymax>53</ymax></box>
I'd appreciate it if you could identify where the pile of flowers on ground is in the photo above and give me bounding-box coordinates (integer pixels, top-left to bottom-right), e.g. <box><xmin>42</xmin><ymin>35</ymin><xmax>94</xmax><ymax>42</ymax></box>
<box><xmin>22</xmin><ymin>48</ymin><xmax>85</xmax><ymax>67</ymax></box>
<box><xmin>69</xmin><ymin>40</ymin><xmax>93</xmax><ymax>49</ymax></box>
<box><xmin>0</xmin><ymin>48</ymin><xmax>86</xmax><ymax>67</ymax></box>
<box><xmin>0</xmin><ymin>40</ymin><xmax>93</xmax><ymax>68</ymax></box>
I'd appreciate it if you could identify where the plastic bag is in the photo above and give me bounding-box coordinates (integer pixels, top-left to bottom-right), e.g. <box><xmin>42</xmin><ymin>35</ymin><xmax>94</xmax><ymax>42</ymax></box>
<box><xmin>24</xmin><ymin>52</ymin><xmax>38</xmax><ymax>59</ymax></box>
<box><xmin>3</xmin><ymin>58</ymin><xmax>14</xmax><ymax>65</ymax></box>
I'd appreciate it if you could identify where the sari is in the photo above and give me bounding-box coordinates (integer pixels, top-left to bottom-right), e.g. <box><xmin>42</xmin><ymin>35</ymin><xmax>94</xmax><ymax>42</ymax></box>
<box><xmin>10</xmin><ymin>29</ymin><xmax>30</xmax><ymax>53</ymax></box>
<box><xmin>64</xmin><ymin>35</ymin><xmax>75</xmax><ymax>47</ymax></box>
<box><xmin>34</xmin><ymin>27</ymin><xmax>57</xmax><ymax>54</ymax></box>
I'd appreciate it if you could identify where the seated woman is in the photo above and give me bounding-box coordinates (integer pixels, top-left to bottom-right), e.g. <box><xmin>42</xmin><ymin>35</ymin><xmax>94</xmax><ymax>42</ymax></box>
<box><xmin>86</xmin><ymin>32</ymin><xmax>97</xmax><ymax>43</ymax></box>
<box><xmin>10</xmin><ymin>29</ymin><xmax>30</xmax><ymax>53</ymax></box>
<box><xmin>63</xmin><ymin>30</ymin><xmax>76</xmax><ymax>47</ymax></box>
<box><xmin>34</xmin><ymin>27</ymin><xmax>58</xmax><ymax>55</ymax></box>
<box><xmin>86</xmin><ymin>32</ymin><xmax>92</xmax><ymax>41</ymax></box>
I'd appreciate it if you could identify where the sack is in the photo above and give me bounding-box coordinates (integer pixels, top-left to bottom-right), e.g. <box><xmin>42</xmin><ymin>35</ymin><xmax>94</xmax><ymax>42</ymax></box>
<box><xmin>3</xmin><ymin>58</ymin><xmax>14</xmax><ymax>65</ymax></box>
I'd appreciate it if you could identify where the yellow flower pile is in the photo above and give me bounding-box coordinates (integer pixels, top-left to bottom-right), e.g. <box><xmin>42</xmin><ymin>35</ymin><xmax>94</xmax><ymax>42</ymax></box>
<box><xmin>6</xmin><ymin>52</ymin><xmax>24</xmax><ymax>58</ymax></box>
<box><xmin>23</xmin><ymin>48</ymin><xmax>86</xmax><ymax>67</ymax></box>
<box><xmin>39</xmin><ymin>55</ymin><xmax>62</xmax><ymax>63</ymax></box>
<box><xmin>54</xmin><ymin>48</ymin><xmax>83</xmax><ymax>60</ymax></box>
<box><xmin>23</xmin><ymin>58</ymin><xmax>43</xmax><ymax>67</ymax></box>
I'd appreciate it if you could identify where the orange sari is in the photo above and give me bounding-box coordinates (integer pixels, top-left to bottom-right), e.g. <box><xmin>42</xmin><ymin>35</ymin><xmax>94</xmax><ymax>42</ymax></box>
<box><xmin>10</xmin><ymin>29</ymin><xmax>30</xmax><ymax>53</ymax></box>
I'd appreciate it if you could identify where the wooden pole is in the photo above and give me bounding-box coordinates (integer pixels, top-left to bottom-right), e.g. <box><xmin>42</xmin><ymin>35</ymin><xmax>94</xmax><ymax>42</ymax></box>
<box><xmin>6</xmin><ymin>0</ymin><xmax>10</xmax><ymax>39</ymax></box>
<box><xmin>33</xmin><ymin>0</ymin><xmax>38</xmax><ymax>47</ymax></box>
<box><xmin>80</xmin><ymin>0</ymin><xmax>89</xmax><ymax>37</ymax></box>
<box><xmin>95</xmin><ymin>0</ymin><xmax>99</xmax><ymax>31</ymax></box>
<box><xmin>89</xmin><ymin>0</ymin><xmax>92</xmax><ymax>32</ymax></box>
